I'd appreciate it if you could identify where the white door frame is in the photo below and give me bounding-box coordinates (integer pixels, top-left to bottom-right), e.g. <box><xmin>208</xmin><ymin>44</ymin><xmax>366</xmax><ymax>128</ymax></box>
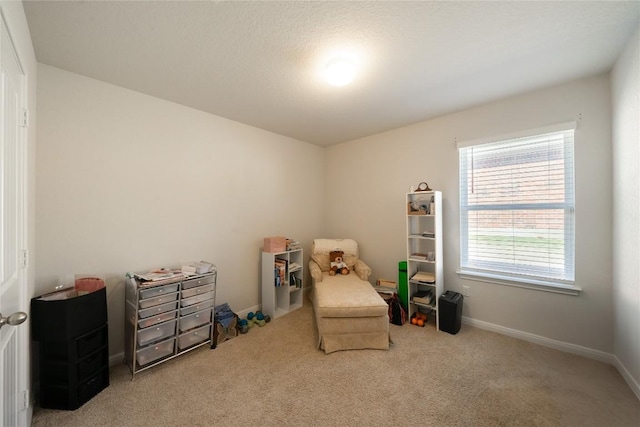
<box><xmin>0</xmin><ymin>7</ymin><xmax>30</xmax><ymax>427</ymax></box>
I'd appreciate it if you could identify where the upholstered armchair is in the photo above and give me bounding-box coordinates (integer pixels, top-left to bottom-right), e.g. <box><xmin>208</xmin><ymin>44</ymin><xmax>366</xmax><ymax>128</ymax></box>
<box><xmin>308</xmin><ymin>238</ymin><xmax>389</xmax><ymax>354</ymax></box>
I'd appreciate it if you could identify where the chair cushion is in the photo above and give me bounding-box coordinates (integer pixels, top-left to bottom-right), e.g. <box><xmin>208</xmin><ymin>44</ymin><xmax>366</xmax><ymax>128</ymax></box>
<box><xmin>314</xmin><ymin>273</ymin><xmax>388</xmax><ymax>318</ymax></box>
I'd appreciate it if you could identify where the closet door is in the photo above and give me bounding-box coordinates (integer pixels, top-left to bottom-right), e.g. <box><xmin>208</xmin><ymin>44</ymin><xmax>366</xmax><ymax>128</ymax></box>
<box><xmin>0</xmin><ymin>14</ymin><xmax>29</xmax><ymax>427</ymax></box>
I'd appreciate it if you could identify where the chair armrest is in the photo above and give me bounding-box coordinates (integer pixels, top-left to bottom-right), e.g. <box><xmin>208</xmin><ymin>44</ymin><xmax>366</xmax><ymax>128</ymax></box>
<box><xmin>354</xmin><ymin>259</ymin><xmax>372</xmax><ymax>281</ymax></box>
<box><xmin>309</xmin><ymin>260</ymin><xmax>323</xmax><ymax>283</ymax></box>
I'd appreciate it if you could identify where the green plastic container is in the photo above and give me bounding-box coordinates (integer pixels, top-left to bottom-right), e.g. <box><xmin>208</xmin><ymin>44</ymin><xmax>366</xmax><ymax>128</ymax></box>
<box><xmin>398</xmin><ymin>260</ymin><xmax>408</xmax><ymax>310</ymax></box>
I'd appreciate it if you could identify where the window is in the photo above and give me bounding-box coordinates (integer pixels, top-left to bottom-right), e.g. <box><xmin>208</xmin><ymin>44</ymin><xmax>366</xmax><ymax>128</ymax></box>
<box><xmin>458</xmin><ymin>123</ymin><xmax>577</xmax><ymax>294</ymax></box>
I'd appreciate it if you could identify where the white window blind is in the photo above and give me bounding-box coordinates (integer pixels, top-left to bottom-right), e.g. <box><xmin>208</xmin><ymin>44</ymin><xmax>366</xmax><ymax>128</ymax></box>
<box><xmin>459</xmin><ymin>127</ymin><xmax>575</xmax><ymax>288</ymax></box>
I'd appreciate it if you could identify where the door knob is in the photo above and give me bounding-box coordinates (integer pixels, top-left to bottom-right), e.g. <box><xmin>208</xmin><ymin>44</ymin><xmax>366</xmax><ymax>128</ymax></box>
<box><xmin>0</xmin><ymin>311</ymin><xmax>28</xmax><ymax>330</ymax></box>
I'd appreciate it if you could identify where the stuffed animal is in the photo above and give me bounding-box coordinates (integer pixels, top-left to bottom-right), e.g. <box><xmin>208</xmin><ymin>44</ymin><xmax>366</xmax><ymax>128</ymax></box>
<box><xmin>330</xmin><ymin>250</ymin><xmax>350</xmax><ymax>276</ymax></box>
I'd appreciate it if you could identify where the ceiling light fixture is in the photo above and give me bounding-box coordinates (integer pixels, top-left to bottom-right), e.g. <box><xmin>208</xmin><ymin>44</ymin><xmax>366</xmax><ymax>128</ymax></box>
<box><xmin>325</xmin><ymin>59</ymin><xmax>356</xmax><ymax>86</ymax></box>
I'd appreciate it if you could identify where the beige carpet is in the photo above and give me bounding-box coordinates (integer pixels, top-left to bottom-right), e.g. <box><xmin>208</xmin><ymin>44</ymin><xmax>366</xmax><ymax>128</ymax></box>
<box><xmin>32</xmin><ymin>301</ymin><xmax>639</xmax><ymax>427</ymax></box>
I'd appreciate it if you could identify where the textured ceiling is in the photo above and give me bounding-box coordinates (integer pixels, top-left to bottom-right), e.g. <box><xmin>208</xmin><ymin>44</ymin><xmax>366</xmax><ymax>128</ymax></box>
<box><xmin>23</xmin><ymin>1</ymin><xmax>639</xmax><ymax>146</ymax></box>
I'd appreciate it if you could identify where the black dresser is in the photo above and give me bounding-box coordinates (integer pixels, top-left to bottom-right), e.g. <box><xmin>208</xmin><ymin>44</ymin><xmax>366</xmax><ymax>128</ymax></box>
<box><xmin>31</xmin><ymin>287</ymin><xmax>109</xmax><ymax>410</ymax></box>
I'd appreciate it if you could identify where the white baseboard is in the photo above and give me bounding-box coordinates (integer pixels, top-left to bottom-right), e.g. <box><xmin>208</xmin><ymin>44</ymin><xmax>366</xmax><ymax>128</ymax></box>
<box><xmin>234</xmin><ymin>287</ymin><xmax>311</xmax><ymax>319</ymax></box>
<box><xmin>613</xmin><ymin>355</ymin><xmax>640</xmax><ymax>401</ymax></box>
<box><xmin>462</xmin><ymin>317</ymin><xmax>640</xmax><ymax>401</ymax></box>
<box><xmin>235</xmin><ymin>304</ymin><xmax>261</xmax><ymax>319</ymax></box>
<box><xmin>461</xmin><ymin>316</ymin><xmax>613</xmax><ymax>364</ymax></box>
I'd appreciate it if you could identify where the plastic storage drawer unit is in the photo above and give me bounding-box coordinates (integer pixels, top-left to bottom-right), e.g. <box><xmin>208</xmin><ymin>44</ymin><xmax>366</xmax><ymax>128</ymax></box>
<box><xmin>138</xmin><ymin>292</ymin><xmax>178</xmax><ymax>309</ymax></box>
<box><xmin>125</xmin><ymin>271</ymin><xmax>217</xmax><ymax>378</ymax></box>
<box><xmin>138</xmin><ymin>301</ymin><xmax>178</xmax><ymax>318</ymax></box>
<box><xmin>178</xmin><ymin>324</ymin><xmax>211</xmax><ymax>350</ymax></box>
<box><xmin>180</xmin><ymin>299</ymin><xmax>214</xmax><ymax>316</ymax></box>
<box><xmin>137</xmin><ymin>319</ymin><xmax>177</xmax><ymax>346</ymax></box>
<box><xmin>139</xmin><ymin>283</ymin><xmax>179</xmax><ymax>300</ymax></box>
<box><xmin>182</xmin><ymin>275</ymin><xmax>215</xmax><ymax>289</ymax></box>
<box><xmin>179</xmin><ymin>308</ymin><xmax>211</xmax><ymax>332</ymax></box>
<box><xmin>181</xmin><ymin>292</ymin><xmax>212</xmax><ymax>307</ymax></box>
<box><xmin>31</xmin><ymin>288</ymin><xmax>109</xmax><ymax>410</ymax></box>
<box><xmin>138</xmin><ymin>309</ymin><xmax>177</xmax><ymax>329</ymax></box>
<box><xmin>136</xmin><ymin>337</ymin><xmax>175</xmax><ymax>366</ymax></box>
<box><xmin>181</xmin><ymin>284</ymin><xmax>214</xmax><ymax>299</ymax></box>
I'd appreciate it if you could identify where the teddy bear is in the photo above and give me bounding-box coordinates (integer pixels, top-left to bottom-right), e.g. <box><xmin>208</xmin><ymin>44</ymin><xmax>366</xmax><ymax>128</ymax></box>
<box><xmin>330</xmin><ymin>250</ymin><xmax>350</xmax><ymax>276</ymax></box>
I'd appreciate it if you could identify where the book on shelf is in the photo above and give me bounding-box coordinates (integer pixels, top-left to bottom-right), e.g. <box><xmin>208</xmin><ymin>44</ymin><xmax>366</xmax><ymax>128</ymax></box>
<box><xmin>289</xmin><ymin>273</ymin><xmax>302</xmax><ymax>288</ymax></box>
<box><xmin>274</xmin><ymin>259</ymin><xmax>287</xmax><ymax>287</ymax></box>
<box><xmin>373</xmin><ymin>279</ymin><xmax>396</xmax><ymax>294</ymax></box>
<box><xmin>181</xmin><ymin>260</ymin><xmax>216</xmax><ymax>276</ymax></box>
<box><xmin>274</xmin><ymin>266</ymin><xmax>281</xmax><ymax>287</ymax></box>
<box><xmin>410</xmin><ymin>271</ymin><xmax>435</xmax><ymax>283</ymax></box>
<box><xmin>286</xmin><ymin>239</ymin><xmax>302</xmax><ymax>251</ymax></box>
<box><xmin>409</xmin><ymin>253</ymin><xmax>428</xmax><ymax>261</ymax></box>
<box><xmin>288</xmin><ymin>262</ymin><xmax>302</xmax><ymax>271</ymax></box>
<box><xmin>412</xmin><ymin>289</ymin><xmax>433</xmax><ymax>305</ymax></box>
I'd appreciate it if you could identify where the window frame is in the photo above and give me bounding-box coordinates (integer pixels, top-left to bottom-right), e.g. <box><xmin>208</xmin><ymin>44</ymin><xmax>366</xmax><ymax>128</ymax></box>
<box><xmin>456</xmin><ymin>122</ymin><xmax>581</xmax><ymax>296</ymax></box>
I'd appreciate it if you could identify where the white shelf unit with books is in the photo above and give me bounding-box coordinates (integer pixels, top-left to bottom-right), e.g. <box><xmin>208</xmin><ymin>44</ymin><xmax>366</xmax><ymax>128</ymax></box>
<box><xmin>261</xmin><ymin>249</ymin><xmax>304</xmax><ymax>319</ymax></box>
<box><xmin>406</xmin><ymin>190</ymin><xmax>443</xmax><ymax>330</ymax></box>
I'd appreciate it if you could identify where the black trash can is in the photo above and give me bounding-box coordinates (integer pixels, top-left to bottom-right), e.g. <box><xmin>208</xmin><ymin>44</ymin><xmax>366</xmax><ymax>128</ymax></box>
<box><xmin>438</xmin><ymin>290</ymin><xmax>463</xmax><ymax>334</ymax></box>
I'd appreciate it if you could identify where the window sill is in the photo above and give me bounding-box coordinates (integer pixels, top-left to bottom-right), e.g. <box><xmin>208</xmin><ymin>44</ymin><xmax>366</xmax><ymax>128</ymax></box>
<box><xmin>456</xmin><ymin>270</ymin><xmax>581</xmax><ymax>296</ymax></box>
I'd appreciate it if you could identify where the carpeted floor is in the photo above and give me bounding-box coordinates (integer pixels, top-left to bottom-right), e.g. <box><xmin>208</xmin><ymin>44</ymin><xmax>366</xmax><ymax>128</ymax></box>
<box><xmin>31</xmin><ymin>301</ymin><xmax>640</xmax><ymax>426</ymax></box>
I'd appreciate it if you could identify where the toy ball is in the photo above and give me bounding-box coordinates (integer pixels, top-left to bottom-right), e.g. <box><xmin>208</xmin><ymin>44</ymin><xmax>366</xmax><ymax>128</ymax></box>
<box><xmin>256</xmin><ymin>312</ymin><xmax>265</xmax><ymax>321</ymax></box>
<box><xmin>247</xmin><ymin>312</ymin><xmax>255</xmax><ymax>320</ymax></box>
<box><xmin>238</xmin><ymin>318</ymin><xmax>248</xmax><ymax>326</ymax></box>
<box><xmin>264</xmin><ymin>315</ymin><xmax>271</xmax><ymax>323</ymax></box>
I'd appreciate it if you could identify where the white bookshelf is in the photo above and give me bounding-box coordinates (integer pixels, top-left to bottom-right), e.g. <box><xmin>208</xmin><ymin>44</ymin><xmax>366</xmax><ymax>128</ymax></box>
<box><xmin>261</xmin><ymin>249</ymin><xmax>304</xmax><ymax>319</ymax></box>
<box><xmin>406</xmin><ymin>190</ymin><xmax>443</xmax><ymax>330</ymax></box>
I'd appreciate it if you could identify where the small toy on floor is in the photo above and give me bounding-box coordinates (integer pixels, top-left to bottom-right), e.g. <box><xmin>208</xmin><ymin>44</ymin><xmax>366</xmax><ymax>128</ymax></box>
<box><xmin>213</xmin><ymin>303</ymin><xmax>239</xmax><ymax>347</ymax></box>
<box><xmin>238</xmin><ymin>318</ymin><xmax>249</xmax><ymax>334</ymax></box>
<box><xmin>246</xmin><ymin>311</ymin><xmax>266</xmax><ymax>328</ymax></box>
<box><xmin>253</xmin><ymin>311</ymin><xmax>266</xmax><ymax>327</ymax></box>
<box><xmin>410</xmin><ymin>311</ymin><xmax>428</xmax><ymax>327</ymax></box>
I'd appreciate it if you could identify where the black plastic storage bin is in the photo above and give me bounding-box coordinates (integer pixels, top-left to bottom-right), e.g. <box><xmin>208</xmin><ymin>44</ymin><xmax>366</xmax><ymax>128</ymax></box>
<box><xmin>438</xmin><ymin>290</ymin><xmax>463</xmax><ymax>334</ymax></box>
<box><xmin>31</xmin><ymin>287</ymin><xmax>109</xmax><ymax>410</ymax></box>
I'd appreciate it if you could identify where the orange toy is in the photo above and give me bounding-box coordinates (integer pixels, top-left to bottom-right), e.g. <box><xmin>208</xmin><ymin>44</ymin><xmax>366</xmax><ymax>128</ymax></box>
<box><xmin>411</xmin><ymin>312</ymin><xmax>428</xmax><ymax>327</ymax></box>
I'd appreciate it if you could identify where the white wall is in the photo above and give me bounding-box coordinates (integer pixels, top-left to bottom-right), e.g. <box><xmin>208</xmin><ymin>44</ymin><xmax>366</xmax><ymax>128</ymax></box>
<box><xmin>325</xmin><ymin>74</ymin><xmax>614</xmax><ymax>354</ymax></box>
<box><xmin>611</xmin><ymin>27</ymin><xmax>640</xmax><ymax>398</ymax></box>
<box><xmin>35</xmin><ymin>64</ymin><xmax>324</xmax><ymax>357</ymax></box>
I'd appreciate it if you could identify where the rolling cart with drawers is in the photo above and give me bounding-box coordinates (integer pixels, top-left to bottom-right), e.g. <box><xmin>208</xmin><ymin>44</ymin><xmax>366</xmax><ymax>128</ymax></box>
<box><xmin>124</xmin><ymin>271</ymin><xmax>216</xmax><ymax>378</ymax></box>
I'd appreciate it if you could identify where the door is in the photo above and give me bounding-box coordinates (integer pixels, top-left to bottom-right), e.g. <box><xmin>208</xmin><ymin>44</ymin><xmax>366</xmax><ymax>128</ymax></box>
<box><xmin>0</xmin><ymin>11</ymin><xmax>29</xmax><ymax>427</ymax></box>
